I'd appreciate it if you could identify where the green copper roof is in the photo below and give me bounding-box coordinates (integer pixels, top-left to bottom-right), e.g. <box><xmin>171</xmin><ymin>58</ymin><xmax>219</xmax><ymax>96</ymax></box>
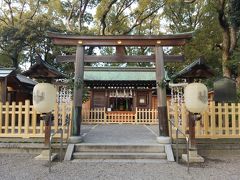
<box><xmin>84</xmin><ymin>67</ymin><xmax>167</xmax><ymax>81</ymax></box>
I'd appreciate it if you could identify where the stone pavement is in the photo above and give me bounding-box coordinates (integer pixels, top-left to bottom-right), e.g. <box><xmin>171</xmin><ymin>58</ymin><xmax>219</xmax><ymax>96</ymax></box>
<box><xmin>81</xmin><ymin>124</ymin><xmax>159</xmax><ymax>144</ymax></box>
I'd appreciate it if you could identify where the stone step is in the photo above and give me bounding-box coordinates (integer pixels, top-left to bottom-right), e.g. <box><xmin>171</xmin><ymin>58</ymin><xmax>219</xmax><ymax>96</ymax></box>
<box><xmin>0</xmin><ymin>143</ymin><xmax>67</xmax><ymax>154</ymax></box>
<box><xmin>73</xmin><ymin>152</ymin><xmax>167</xmax><ymax>159</ymax></box>
<box><xmin>72</xmin><ymin>159</ymin><xmax>168</xmax><ymax>163</ymax></box>
<box><xmin>75</xmin><ymin>144</ymin><xmax>165</xmax><ymax>153</ymax></box>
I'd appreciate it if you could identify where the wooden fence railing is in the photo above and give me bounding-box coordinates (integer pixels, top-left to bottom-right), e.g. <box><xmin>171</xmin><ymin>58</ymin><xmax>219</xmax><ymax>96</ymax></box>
<box><xmin>0</xmin><ymin>100</ymin><xmax>71</xmax><ymax>139</ymax></box>
<box><xmin>167</xmin><ymin>101</ymin><xmax>240</xmax><ymax>138</ymax></box>
<box><xmin>82</xmin><ymin>108</ymin><xmax>158</xmax><ymax>124</ymax></box>
<box><xmin>1</xmin><ymin>100</ymin><xmax>240</xmax><ymax>139</ymax></box>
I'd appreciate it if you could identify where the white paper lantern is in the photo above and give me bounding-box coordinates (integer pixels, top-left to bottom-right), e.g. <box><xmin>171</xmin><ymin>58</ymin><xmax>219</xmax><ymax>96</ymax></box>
<box><xmin>33</xmin><ymin>83</ymin><xmax>57</xmax><ymax>113</ymax></box>
<box><xmin>184</xmin><ymin>83</ymin><xmax>208</xmax><ymax>113</ymax></box>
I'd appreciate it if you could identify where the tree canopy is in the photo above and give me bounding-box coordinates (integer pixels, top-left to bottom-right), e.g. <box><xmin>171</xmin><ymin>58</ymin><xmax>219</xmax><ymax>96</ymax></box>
<box><xmin>0</xmin><ymin>0</ymin><xmax>240</xmax><ymax>89</ymax></box>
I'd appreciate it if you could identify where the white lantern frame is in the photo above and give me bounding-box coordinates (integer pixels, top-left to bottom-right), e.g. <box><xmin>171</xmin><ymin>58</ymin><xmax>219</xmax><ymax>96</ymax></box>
<box><xmin>184</xmin><ymin>83</ymin><xmax>208</xmax><ymax>114</ymax></box>
<box><xmin>33</xmin><ymin>83</ymin><xmax>57</xmax><ymax>114</ymax></box>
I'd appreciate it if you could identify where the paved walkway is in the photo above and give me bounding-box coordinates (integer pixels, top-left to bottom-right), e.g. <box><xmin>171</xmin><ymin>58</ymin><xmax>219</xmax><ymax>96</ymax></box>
<box><xmin>81</xmin><ymin>124</ymin><xmax>159</xmax><ymax>144</ymax></box>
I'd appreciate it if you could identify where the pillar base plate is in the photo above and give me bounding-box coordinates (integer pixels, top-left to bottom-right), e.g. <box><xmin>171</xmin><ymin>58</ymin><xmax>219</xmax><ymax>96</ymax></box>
<box><xmin>68</xmin><ymin>136</ymin><xmax>83</xmax><ymax>144</ymax></box>
<box><xmin>156</xmin><ymin>136</ymin><xmax>171</xmax><ymax>144</ymax></box>
<box><xmin>35</xmin><ymin>150</ymin><xmax>57</xmax><ymax>161</ymax></box>
<box><xmin>182</xmin><ymin>150</ymin><xmax>204</xmax><ymax>163</ymax></box>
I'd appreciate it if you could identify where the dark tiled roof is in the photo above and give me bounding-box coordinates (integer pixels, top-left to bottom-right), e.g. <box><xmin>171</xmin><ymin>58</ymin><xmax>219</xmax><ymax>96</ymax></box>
<box><xmin>22</xmin><ymin>59</ymin><xmax>66</xmax><ymax>79</ymax></box>
<box><xmin>0</xmin><ymin>68</ymin><xmax>15</xmax><ymax>78</ymax></box>
<box><xmin>172</xmin><ymin>57</ymin><xmax>214</xmax><ymax>79</ymax></box>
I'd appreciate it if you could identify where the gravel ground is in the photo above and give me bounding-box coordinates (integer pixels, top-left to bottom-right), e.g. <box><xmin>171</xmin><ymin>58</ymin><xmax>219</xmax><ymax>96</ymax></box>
<box><xmin>1</xmin><ymin>152</ymin><xmax>240</xmax><ymax>180</ymax></box>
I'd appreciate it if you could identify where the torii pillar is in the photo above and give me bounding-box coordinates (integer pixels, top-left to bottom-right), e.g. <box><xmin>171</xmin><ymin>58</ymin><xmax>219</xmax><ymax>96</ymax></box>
<box><xmin>155</xmin><ymin>46</ymin><xmax>170</xmax><ymax>144</ymax></box>
<box><xmin>69</xmin><ymin>45</ymin><xmax>84</xmax><ymax>143</ymax></box>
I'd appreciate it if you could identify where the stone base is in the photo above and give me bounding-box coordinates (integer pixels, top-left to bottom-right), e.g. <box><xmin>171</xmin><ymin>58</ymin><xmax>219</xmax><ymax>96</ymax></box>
<box><xmin>68</xmin><ymin>136</ymin><xmax>83</xmax><ymax>144</ymax></box>
<box><xmin>156</xmin><ymin>136</ymin><xmax>171</xmax><ymax>144</ymax></box>
<box><xmin>182</xmin><ymin>150</ymin><xmax>204</xmax><ymax>163</ymax></box>
<box><xmin>35</xmin><ymin>150</ymin><xmax>57</xmax><ymax>161</ymax></box>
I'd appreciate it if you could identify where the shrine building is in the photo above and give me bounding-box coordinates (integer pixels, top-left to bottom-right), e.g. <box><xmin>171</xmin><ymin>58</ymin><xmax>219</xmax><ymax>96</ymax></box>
<box><xmin>83</xmin><ymin>66</ymin><xmax>169</xmax><ymax>111</ymax></box>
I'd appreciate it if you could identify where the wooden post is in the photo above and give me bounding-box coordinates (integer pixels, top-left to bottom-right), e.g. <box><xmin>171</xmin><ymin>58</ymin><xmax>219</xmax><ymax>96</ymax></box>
<box><xmin>44</xmin><ymin>113</ymin><xmax>51</xmax><ymax>146</ymax></box>
<box><xmin>44</xmin><ymin>79</ymin><xmax>53</xmax><ymax>146</ymax></box>
<box><xmin>1</xmin><ymin>78</ymin><xmax>7</xmax><ymax>103</ymax></box>
<box><xmin>188</xmin><ymin>112</ymin><xmax>196</xmax><ymax>149</ymax></box>
<box><xmin>155</xmin><ymin>46</ymin><xmax>169</xmax><ymax>136</ymax></box>
<box><xmin>18</xmin><ymin>102</ymin><xmax>22</xmax><ymax>134</ymax></box>
<box><xmin>72</xmin><ymin>45</ymin><xmax>84</xmax><ymax>136</ymax></box>
<box><xmin>11</xmin><ymin>102</ymin><xmax>16</xmax><ymax>134</ymax></box>
<box><xmin>24</xmin><ymin>100</ymin><xmax>30</xmax><ymax>138</ymax></box>
<box><xmin>0</xmin><ymin>102</ymin><xmax>2</xmax><ymax>134</ymax></box>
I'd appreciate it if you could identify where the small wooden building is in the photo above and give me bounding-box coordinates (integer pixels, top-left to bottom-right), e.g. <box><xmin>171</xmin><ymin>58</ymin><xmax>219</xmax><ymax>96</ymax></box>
<box><xmin>172</xmin><ymin>57</ymin><xmax>214</xmax><ymax>80</ymax></box>
<box><xmin>171</xmin><ymin>57</ymin><xmax>215</xmax><ymax>102</ymax></box>
<box><xmin>22</xmin><ymin>58</ymin><xmax>66</xmax><ymax>80</ymax></box>
<box><xmin>0</xmin><ymin>68</ymin><xmax>37</xmax><ymax>103</ymax></box>
<box><xmin>83</xmin><ymin>66</ymin><xmax>165</xmax><ymax>111</ymax></box>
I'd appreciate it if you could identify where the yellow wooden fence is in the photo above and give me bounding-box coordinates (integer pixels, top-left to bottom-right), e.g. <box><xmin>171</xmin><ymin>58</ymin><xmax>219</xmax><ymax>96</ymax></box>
<box><xmin>168</xmin><ymin>101</ymin><xmax>240</xmax><ymax>138</ymax></box>
<box><xmin>0</xmin><ymin>100</ymin><xmax>71</xmax><ymax>139</ymax></box>
<box><xmin>1</xmin><ymin>100</ymin><xmax>240</xmax><ymax>139</ymax></box>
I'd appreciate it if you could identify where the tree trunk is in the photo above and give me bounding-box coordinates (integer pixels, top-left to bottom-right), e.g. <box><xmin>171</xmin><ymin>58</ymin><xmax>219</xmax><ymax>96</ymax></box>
<box><xmin>12</xmin><ymin>57</ymin><xmax>18</xmax><ymax>70</ymax></box>
<box><xmin>236</xmin><ymin>64</ymin><xmax>240</xmax><ymax>89</ymax></box>
<box><xmin>222</xmin><ymin>30</ymin><xmax>231</xmax><ymax>78</ymax></box>
<box><xmin>236</xmin><ymin>76</ymin><xmax>240</xmax><ymax>89</ymax></box>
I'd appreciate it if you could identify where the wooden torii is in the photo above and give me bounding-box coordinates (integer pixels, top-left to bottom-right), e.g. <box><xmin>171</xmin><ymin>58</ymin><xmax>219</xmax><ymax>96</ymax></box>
<box><xmin>48</xmin><ymin>32</ymin><xmax>193</xmax><ymax>142</ymax></box>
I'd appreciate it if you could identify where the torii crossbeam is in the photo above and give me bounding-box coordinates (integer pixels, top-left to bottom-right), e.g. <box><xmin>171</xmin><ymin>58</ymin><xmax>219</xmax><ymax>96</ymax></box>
<box><xmin>48</xmin><ymin>32</ymin><xmax>193</xmax><ymax>143</ymax></box>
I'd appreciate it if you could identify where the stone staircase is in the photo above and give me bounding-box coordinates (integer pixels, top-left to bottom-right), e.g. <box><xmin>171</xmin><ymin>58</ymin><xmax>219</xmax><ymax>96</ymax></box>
<box><xmin>72</xmin><ymin>144</ymin><xmax>167</xmax><ymax>160</ymax></box>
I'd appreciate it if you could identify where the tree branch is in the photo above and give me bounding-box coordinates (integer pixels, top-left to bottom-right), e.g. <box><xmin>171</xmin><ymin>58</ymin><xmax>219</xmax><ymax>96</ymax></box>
<box><xmin>19</xmin><ymin>1</ymin><xmax>27</xmax><ymax>19</ymax></box>
<box><xmin>0</xmin><ymin>18</ymin><xmax>8</xmax><ymax>25</ymax></box>
<box><xmin>123</xmin><ymin>6</ymin><xmax>162</xmax><ymax>35</ymax></box>
<box><xmin>217</xmin><ymin>0</ymin><xmax>229</xmax><ymax>30</ymax></box>
<box><xmin>4</xmin><ymin>0</ymin><xmax>14</xmax><ymax>25</ymax></box>
<box><xmin>78</xmin><ymin>0</ymin><xmax>89</xmax><ymax>32</ymax></box>
<box><xmin>66</xmin><ymin>1</ymin><xmax>75</xmax><ymax>31</ymax></box>
<box><xmin>184</xmin><ymin>0</ymin><xmax>197</xmax><ymax>3</ymax></box>
<box><xmin>29</xmin><ymin>0</ymin><xmax>40</xmax><ymax>20</ymax></box>
<box><xmin>100</xmin><ymin>0</ymin><xmax>118</xmax><ymax>35</ymax></box>
<box><xmin>0</xmin><ymin>8</ymin><xmax>11</xmax><ymax>24</ymax></box>
<box><xmin>229</xmin><ymin>27</ymin><xmax>238</xmax><ymax>54</ymax></box>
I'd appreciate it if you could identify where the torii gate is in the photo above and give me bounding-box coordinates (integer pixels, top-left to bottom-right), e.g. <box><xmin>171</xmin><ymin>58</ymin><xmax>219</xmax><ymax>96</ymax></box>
<box><xmin>48</xmin><ymin>32</ymin><xmax>192</xmax><ymax>143</ymax></box>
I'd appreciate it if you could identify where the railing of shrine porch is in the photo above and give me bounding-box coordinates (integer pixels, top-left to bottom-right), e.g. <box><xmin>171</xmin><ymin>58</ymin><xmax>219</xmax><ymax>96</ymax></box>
<box><xmin>0</xmin><ymin>100</ymin><xmax>71</xmax><ymax>139</ymax></box>
<box><xmin>167</xmin><ymin>101</ymin><xmax>240</xmax><ymax>139</ymax></box>
<box><xmin>82</xmin><ymin>108</ymin><xmax>158</xmax><ymax>124</ymax></box>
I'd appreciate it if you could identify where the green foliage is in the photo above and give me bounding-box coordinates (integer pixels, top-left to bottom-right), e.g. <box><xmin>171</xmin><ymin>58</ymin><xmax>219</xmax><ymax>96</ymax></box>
<box><xmin>0</xmin><ymin>0</ymin><xmax>239</xmax><ymax>86</ymax></box>
<box><xmin>229</xmin><ymin>0</ymin><xmax>240</xmax><ymax>28</ymax></box>
<box><xmin>164</xmin><ymin>0</ymin><xmax>223</xmax><ymax>80</ymax></box>
<box><xmin>156</xmin><ymin>78</ymin><xmax>168</xmax><ymax>89</ymax></box>
<box><xmin>228</xmin><ymin>39</ymin><xmax>240</xmax><ymax>78</ymax></box>
<box><xmin>95</xmin><ymin>0</ymin><xmax>165</xmax><ymax>35</ymax></box>
<box><xmin>0</xmin><ymin>0</ymin><xmax>64</xmax><ymax>69</ymax></box>
<box><xmin>0</xmin><ymin>55</ymin><xmax>12</xmax><ymax>67</ymax></box>
<box><xmin>236</xmin><ymin>89</ymin><xmax>240</xmax><ymax>102</ymax></box>
<box><xmin>67</xmin><ymin>78</ymin><xmax>89</xmax><ymax>103</ymax></box>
